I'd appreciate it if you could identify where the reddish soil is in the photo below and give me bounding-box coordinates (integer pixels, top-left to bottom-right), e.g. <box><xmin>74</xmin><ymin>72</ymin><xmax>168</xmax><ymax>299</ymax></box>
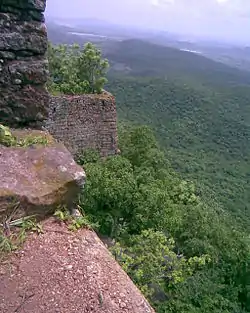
<box><xmin>0</xmin><ymin>218</ymin><xmax>154</xmax><ymax>313</ymax></box>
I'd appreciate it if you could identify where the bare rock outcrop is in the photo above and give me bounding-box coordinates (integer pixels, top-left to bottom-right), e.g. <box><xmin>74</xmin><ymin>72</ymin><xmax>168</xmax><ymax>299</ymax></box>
<box><xmin>0</xmin><ymin>130</ymin><xmax>85</xmax><ymax>223</ymax></box>
<box><xmin>0</xmin><ymin>218</ymin><xmax>155</xmax><ymax>313</ymax></box>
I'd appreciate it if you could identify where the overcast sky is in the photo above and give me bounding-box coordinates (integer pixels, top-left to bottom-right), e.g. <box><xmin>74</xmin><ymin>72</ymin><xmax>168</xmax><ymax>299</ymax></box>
<box><xmin>45</xmin><ymin>0</ymin><xmax>249</xmax><ymax>43</ymax></box>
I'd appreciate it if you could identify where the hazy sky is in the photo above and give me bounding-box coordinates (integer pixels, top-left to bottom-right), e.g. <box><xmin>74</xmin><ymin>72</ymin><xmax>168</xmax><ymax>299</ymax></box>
<box><xmin>45</xmin><ymin>0</ymin><xmax>249</xmax><ymax>43</ymax></box>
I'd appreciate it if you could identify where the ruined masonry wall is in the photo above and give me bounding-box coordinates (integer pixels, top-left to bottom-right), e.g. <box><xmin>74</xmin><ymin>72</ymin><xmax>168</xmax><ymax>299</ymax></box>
<box><xmin>46</xmin><ymin>92</ymin><xmax>118</xmax><ymax>157</ymax></box>
<box><xmin>0</xmin><ymin>0</ymin><xmax>118</xmax><ymax>156</ymax></box>
<box><xmin>0</xmin><ymin>0</ymin><xmax>49</xmax><ymax>128</ymax></box>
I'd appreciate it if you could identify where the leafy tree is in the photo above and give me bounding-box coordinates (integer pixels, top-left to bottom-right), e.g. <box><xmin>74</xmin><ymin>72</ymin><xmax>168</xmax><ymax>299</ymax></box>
<box><xmin>111</xmin><ymin>229</ymin><xmax>209</xmax><ymax>300</ymax></box>
<box><xmin>47</xmin><ymin>42</ymin><xmax>109</xmax><ymax>94</ymax></box>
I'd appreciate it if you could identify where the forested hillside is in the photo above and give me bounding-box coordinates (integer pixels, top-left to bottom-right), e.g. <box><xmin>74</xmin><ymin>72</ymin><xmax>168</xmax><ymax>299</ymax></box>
<box><xmin>47</xmin><ymin>37</ymin><xmax>250</xmax><ymax>312</ymax></box>
<box><xmin>102</xmin><ymin>39</ymin><xmax>250</xmax><ymax>228</ymax></box>
<box><xmin>106</xmin><ymin>75</ymin><xmax>250</xmax><ymax>227</ymax></box>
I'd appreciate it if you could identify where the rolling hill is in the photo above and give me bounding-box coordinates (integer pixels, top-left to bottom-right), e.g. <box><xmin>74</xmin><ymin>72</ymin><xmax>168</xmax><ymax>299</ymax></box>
<box><xmin>47</xmin><ymin>20</ymin><xmax>250</xmax><ymax>72</ymax></box>
<box><xmin>105</xmin><ymin>39</ymin><xmax>250</xmax><ymax>87</ymax></box>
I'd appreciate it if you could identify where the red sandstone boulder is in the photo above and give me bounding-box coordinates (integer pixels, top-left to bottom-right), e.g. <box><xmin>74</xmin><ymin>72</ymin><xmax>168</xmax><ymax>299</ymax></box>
<box><xmin>0</xmin><ymin>141</ymin><xmax>85</xmax><ymax>222</ymax></box>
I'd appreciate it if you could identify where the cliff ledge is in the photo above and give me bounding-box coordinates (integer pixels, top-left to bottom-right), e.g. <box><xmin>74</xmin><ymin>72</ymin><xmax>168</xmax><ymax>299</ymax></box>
<box><xmin>0</xmin><ymin>218</ymin><xmax>155</xmax><ymax>313</ymax></box>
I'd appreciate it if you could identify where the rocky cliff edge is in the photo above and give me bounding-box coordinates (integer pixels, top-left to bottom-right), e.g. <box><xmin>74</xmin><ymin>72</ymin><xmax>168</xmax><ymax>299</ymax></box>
<box><xmin>0</xmin><ymin>218</ymin><xmax>154</xmax><ymax>313</ymax></box>
<box><xmin>0</xmin><ymin>128</ymin><xmax>155</xmax><ymax>313</ymax></box>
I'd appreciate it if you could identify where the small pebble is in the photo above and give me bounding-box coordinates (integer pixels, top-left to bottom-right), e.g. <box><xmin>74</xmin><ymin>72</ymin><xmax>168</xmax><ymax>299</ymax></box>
<box><xmin>65</xmin><ymin>265</ymin><xmax>73</xmax><ymax>270</ymax></box>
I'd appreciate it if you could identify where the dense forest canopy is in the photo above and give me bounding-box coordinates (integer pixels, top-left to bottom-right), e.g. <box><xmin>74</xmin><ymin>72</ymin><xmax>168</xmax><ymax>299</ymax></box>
<box><xmin>48</xmin><ymin>34</ymin><xmax>250</xmax><ymax>312</ymax></box>
<box><xmin>106</xmin><ymin>73</ymin><xmax>250</xmax><ymax>228</ymax></box>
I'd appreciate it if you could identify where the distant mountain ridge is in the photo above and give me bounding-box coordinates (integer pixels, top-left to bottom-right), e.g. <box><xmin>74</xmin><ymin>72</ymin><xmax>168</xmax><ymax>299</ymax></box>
<box><xmin>105</xmin><ymin>39</ymin><xmax>250</xmax><ymax>88</ymax></box>
<box><xmin>46</xmin><ymin>20</ymin><xmax>250</xmax><ymax>72</ymax></box>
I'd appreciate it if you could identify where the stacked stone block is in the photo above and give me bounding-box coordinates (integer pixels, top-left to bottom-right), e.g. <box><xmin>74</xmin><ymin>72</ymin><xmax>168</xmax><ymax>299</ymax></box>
<box><xmin>46</xmin><ymin>92</ymin><xmax>118</xmax><ymax>157</ymax></box>
<box><xmin>0</xmin><ymin>0</ymin><xmax>49</xmax><ymax>128</ymax></box>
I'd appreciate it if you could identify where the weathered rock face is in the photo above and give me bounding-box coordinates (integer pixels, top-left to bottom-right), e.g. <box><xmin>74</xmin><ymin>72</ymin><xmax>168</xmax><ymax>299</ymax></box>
<box><xmin>0</xmin><ymin>136</ymin><xmax>86</xmax><ymax>222</ymax></box>
<box><xmin>0</xmin><ymin>218</ymin><xmax>155</xmax><ymax>313</ymax></box>
<box><xmin>0</xmin><ymin>0</ymin><xmax>49</xmax><ymax>128</ymax></box>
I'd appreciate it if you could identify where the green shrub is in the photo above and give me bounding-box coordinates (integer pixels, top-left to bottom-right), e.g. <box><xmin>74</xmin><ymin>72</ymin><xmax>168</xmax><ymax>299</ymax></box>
<box><xmin>17</xmin><ymin>135</ymin><xmax>49</xmax><ymax>147</ymax></box>
<box><xmin>77</xmin><ymin>148</ymin><xmax>101</xmax><ymax>166</ymax></box>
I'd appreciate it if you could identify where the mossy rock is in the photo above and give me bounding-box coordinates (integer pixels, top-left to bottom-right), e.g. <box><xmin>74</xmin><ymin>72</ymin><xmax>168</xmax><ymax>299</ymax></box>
<box><xmin>0</xmin><ymin>124</ymin><xmax>17</xmax><ymax>147</ymax></box>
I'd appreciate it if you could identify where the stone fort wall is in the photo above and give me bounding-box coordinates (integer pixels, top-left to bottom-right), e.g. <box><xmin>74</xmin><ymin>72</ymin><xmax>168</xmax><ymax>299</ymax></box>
<box><xmin>0</xmin><ymin>0</ymin><xmax>49</xmax><ymax>128</ymax></box>
<box><xmin>0</xmin><ymin>0</ymin><xmax>118</xmax><ymax>157</ymax></box>
<box><xmin>46</xmin><ymin>92</ymin><xmax>118</xmax><ymax>157</ymax></box>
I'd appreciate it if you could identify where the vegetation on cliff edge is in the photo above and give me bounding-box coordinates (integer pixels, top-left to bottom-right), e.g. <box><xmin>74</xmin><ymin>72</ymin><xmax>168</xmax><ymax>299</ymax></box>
<box><xmin>47</xmin><ymin>42</ymin><xmax>109</xmax><ymax>94</ymax></box>
<box><xmin>0</xmin><ymin>124</ymin><xmax>49</xmax><ymax>147</ymax></box>
<box><xmin>78</xmin><ymin>125</ymin><xmax>250</xmax><ymax>313</ymax></box>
